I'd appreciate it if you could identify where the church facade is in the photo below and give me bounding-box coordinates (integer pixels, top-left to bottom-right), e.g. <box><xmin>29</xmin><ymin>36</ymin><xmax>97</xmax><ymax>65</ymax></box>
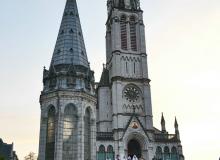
<box><xmin>38</xmin><ymin>0</ymin><xmax>185</xmax><ymax>160</ymax></box>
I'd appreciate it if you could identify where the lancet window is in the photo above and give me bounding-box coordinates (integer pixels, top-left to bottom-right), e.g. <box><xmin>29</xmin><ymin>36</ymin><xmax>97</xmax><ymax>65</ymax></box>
<box><xmin>45</xmin><ymin>106</ymin><xmax>56</xmax><ymax>160</ymax></box>
<box><xmin>62</xmin><ymin>104</ymin><xmax>78</xmax><ymax>160</ymax></box>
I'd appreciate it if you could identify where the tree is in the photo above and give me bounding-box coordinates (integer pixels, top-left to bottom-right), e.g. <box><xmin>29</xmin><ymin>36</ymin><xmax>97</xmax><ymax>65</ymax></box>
<box><xmin>24</xmin><ymin>152</ymin><xmax>37</xmax><ymax>160</ymax></box>
<box><xmin>0</xmin><ymin>155</ymin><xmax>5</xmax><ymax>160</ymax></box>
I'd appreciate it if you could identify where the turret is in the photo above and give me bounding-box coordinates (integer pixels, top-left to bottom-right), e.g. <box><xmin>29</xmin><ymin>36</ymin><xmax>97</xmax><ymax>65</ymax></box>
<box><xmin>161</xmin><ymin>113</ymin><xmax>166</xmax><ymax>133</ymax></box>
<box><xmin>175</xmin><ymin>117</ymin><xmax>180</xmax><ymax>140</ymax></box>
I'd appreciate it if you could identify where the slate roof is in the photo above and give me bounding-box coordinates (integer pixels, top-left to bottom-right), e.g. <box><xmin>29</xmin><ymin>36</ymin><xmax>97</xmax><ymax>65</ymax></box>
<box><xmin>0</xmin><ymin>138</ymin><xmax>14</xmax><ymax>159</ymax></box>
<box><xmin>51</xmin><ymin>0</ymin><xmax>89</xmax><ymax>68</ymax></box>
<box><xmin>98</xmin><ymin>68</ymin><xmax>110</xmax><ymax>87</ymax></box>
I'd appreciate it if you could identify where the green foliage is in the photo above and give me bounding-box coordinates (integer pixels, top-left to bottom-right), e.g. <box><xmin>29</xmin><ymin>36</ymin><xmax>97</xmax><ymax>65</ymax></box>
<box><xmin>24</xmin><ymin>152</ymin><xmax>37</xmax><ymax>160</ymax></box>
<box><xmin>0</xmin><ymin>155</ymin><xmax>5</xmax><ymax>160</ymax></box>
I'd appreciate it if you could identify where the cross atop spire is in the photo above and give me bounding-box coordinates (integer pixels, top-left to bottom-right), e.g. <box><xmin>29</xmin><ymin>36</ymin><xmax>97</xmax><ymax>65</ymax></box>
<box><xmin>51</xmin><ymin>0</ymin><xmax>89</xmax><ymax>68</ymax></box>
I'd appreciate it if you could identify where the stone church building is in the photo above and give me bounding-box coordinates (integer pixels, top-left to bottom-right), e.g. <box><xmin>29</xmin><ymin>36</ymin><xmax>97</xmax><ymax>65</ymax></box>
<box><xmin>38</xmin><ymin>0</ymin><xmax>185</xmax><ymax>160</ymax></box>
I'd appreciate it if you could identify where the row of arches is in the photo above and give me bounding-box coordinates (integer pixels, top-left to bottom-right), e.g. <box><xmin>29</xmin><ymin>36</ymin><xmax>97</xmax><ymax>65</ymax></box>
<box><xmin>120</xmin><ymin>15</ymin><xmax>137</xmax><ymax>51</ymax></box>
<box><xmin>97</xmin><ymin>145</ymin><xmax>115</xmax><ymax>160</ymax></box>
<box><xmin>155</xmin><ymin>146</ymin><xmax>178</xmax><ymax>160</ymax></box>
<box><xmin>45</xmin><ymin>104</ymin><xmax>92</xmax><ymax>160</ymax></box>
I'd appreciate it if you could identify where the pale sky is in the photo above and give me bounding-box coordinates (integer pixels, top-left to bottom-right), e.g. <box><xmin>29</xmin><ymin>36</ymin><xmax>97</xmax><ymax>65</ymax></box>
<box><xmin>0</xmin><ymin>0</ymin><xmax>220</xmax><ymax>159</ymax></box>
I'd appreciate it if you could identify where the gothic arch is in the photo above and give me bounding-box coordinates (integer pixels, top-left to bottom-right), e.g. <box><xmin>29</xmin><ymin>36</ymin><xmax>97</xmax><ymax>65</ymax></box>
<box><xmin>129</xmin><ymin>15</ymin><xmax>138</xmax><ymax>22</ymax></box>
<box><xmin>124</xmin><ymin>132</ymin><xmax>148</xmax><ymax>151</ymax></box>
<box><xmin>45</xmin><ymin>105</ymin><xmax>56</xmax><ymax>160</ymax></box>
<box><xmin>84</xmin><ymin>106</ymin><xmax>95</xmax><ymax>120</ymax></box>
<box><xmin>124</xmin><ymin>133</ymin><xmax>149</xmax><ymax>158</ymax></box>
<box><xmin>62</xmin><ymin>104</ymin><xmax>78</xmax><ymax>160</ymax></box>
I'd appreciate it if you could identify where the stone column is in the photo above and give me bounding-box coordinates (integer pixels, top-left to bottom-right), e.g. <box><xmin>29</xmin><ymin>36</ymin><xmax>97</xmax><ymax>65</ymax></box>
<box><xmin>55</xmin><ymin>98</ymin><xmax>63</xmax><ymax>160</ymax></box>
<box><xmin>38</xmin><ymin>109</ymin><xmax>47</xmax><ymax>160</ymax></box>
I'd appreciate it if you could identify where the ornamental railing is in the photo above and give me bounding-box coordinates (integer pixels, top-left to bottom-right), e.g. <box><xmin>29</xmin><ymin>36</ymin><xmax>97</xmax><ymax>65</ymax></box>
<box><xmin>97</xmin><ymin>132</ymin><xmax>114</xmax><ymax>141</ymax></box>
<box><xmin>154</xmin><ymin>134</ymin><xmax>177</xmax><ymax>142</ymax></box>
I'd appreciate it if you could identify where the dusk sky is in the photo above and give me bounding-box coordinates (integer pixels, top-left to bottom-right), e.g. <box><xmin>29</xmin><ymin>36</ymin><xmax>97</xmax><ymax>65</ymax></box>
<box><xmin>0</xmin><ymin>0</ymin><xmax>220</xmax><ymax>159</ymax></box>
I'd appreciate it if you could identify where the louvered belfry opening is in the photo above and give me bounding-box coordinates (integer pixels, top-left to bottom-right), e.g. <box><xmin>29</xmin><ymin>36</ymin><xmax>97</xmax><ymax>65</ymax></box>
<box><xmin>130</xmin><ymin>16</ymin><xmax>137</xmax><ymax>51</ymax></box>
<box><xmin>120</xmin><ymin>15</ymin><xmax>128</xmax><ymax>50</ymax></box>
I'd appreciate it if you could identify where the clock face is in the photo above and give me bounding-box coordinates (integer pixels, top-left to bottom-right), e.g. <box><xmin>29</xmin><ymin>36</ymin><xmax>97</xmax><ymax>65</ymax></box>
<box><xmin>124</xmin><ymin>86</ymin><xmax>140</xmax><ymax>102</ymax></box>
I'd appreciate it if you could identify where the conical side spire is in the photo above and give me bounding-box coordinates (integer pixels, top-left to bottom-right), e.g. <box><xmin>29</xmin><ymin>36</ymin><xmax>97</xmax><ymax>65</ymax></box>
<box><xmin>51</xmin><ymin>0</ymin><xmax>89</xmax><ymax>68</ymax></box>
<box><xmin>161</xmin><ymin>113</ymin><xmax>166</xmax><ymax>132</ymax></box>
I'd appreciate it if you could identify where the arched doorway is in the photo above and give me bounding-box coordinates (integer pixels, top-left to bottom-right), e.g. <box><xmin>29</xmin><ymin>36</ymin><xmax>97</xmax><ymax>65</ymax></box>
<box><xmin>127</xmin><ymin>139</ymin><xmax>142</xmax><ymax>158</ymax></box>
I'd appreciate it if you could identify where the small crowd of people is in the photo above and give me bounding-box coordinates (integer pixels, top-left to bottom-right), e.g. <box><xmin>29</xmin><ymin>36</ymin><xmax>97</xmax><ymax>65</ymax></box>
<box><xmin>113</xmin><ymin>154</ymin><xmax>144</xmax><ymax>160</ymax></box>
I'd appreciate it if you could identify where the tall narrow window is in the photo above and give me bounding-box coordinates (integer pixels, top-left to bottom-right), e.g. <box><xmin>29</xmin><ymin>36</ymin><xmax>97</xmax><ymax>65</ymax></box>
<box><xmin>130</xmin><ymin>16</ymin><xmax>137</xmax><ymax>51</ymax></box>
<box><xmin>171</xmin><ymin>147</ymin><xmax>178</xmax><ymax>160</ymax></box>
<box><xmin>45</xmin><ymin>106</ymin><xmax>56</xmax><ymax>160</ymax></box>
<box><xmin>155</xmin><ymin>146</ymin><xmax>162</xmax><ymax>160</ymax></box>
<box><xmin>63</xmin><ymin>104</ymin><xmax>78</xmax><ymax>160</ymax></box>
<box><xmin>164</xmin><ymin>146</ymin><xmax>170</xmax><ymax>160</ymax></box>
<box><xmin>97</xmin><ymin>145</ymin><xmax>106</xmax><ymax>160</ymax></box>
<box><xmin>84</xmin><ymin>108</ymin><xmax>91</xmax><ymax>160</ymax></box>
<box><xmin>120</xmin><ymin>15</ymin><xmax>128</xmax><ymax>50</ymax></box>
<box><xmin>106</xmin><ymin>145</ymin><xmax>114</xmax><ymax>160</ymax></box>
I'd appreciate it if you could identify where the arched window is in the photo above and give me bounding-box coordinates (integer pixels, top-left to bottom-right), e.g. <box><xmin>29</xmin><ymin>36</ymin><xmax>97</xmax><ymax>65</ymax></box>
<box><xmin>155</xmin><ymin>146</ymin><xmax>162</xmax><ymax>160</ymax></box>
<box><xmin>106</xmin><ymin>145</ymin><xmax>114</xmax><ymax>160</ymax></box>
<box><xmin>171</xmin><ymin>147</ymin><xmax>178</xmax><ymax>160</ymax></box>
<box><xmin>164</xmin><ymin>146</ymin><xmax>170</xmax><ymax>160</ymax></box>
<box><xmin>45</xmin><ymin>106</ymin><xmax>56</xmax><ymax>160</ymax></box>
<box><xmin>62</xmin><ymin>104</ymin><xmax>78</xmax><ymax>160</ymax></box>
<box><xmin>130</xmin><ymin>16</ymin><xmax>137</xmax><ymax>51</ymax></box>
<box><xmin>120</xmin><ymin>15</ymin><xmax>128</xmax><ymax>50</ymax></box>
<box><xmin>84</xmin><ymin>108</ymin><xmax>91</xmax><ymax>160</ymax></box>
<box><xmin>97</xmin><ymin>145</ymin><xmax>106</xmax><ymax>160</ymax></box>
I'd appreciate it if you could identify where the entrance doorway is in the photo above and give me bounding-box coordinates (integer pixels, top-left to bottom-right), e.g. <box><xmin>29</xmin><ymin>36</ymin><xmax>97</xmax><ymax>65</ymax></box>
<box><xmin>127</xmin><ymin>139</ymin><xmax>142</xmax><ymax>158</ymax></box>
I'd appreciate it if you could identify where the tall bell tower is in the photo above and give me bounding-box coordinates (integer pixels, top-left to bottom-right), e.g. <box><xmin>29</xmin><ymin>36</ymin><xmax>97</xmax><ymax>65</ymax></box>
<box><xmin>107</xmin><ymin>0</ymin><xmax>153</xmax><ymax>129</ymax></box>
<box><xmin>98</xmin><ymin>0</ymin><xmax>154</xmax><ymax>158</ymax></box>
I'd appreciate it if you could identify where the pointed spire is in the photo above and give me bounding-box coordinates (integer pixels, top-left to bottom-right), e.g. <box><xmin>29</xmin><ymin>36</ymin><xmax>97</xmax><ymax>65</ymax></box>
<box><xmin>174</xmin><ymin>117</ymin><xmax>180</xmax><ymax>140</ymax></box>
<box><xmin>175</xmin><ymin>117</ymin><xmax>179</xmax><ymax>128</ymax></box>
<box><xmin>161</xmin><ymin>113</ymin><xmax>166</xmax><ymax>132</ymax></box>
<box><xmin>51</xmin><ymin>0</ymin><xmax>89</xmax><ymax>68</ymax></box>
